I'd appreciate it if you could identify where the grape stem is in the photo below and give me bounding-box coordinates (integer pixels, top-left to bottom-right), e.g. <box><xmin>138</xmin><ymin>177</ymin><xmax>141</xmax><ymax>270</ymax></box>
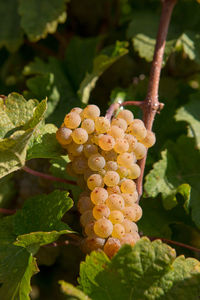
<box><xmin>125</xmin><ymin>0</ymin><xmax>177</xmax><ymax>200</ymax></box>
<box><xmin>22</xmin><ymin>166</ymin><xmax>77</xmax><ymax>185</ymax></box>
<box><xmin>0</xmin><ymin>208</ymin><xmax>16</xmax><ymax>215</ymax></box>
<box><xmin>105</xmin><ymin>102</ymin><xmax>120</xmax><ymax>120</ymax></box>
<box><xmin>149</xmin><ymin>236</ymin><xmax>200</xmax><ymax>253</ymax></box>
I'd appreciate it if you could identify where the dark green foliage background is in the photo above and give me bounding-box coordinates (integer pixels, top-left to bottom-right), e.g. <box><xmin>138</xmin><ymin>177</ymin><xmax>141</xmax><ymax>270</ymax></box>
<box><xmin>0</xmin><ymin>0</ymin><xmax>200</xmax><ymax>299</ymax></box>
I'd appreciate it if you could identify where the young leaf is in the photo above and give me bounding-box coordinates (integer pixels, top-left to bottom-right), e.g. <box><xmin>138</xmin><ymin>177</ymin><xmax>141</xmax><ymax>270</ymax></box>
<box><xmin>144</xmin><ymin>136</ymin><xmax>200</xmax><ymax>228</ymax></box>
<box><xmin>0</xmin><ymin>98</ymin><xmax>47</xmax><ymax>178</ymax></box>
<box><xmin>0</xmin><ymin>93</ymin><xmax>38</xmax><ymax>139</ymax></box>
<box><xmin>18</xmin><ymin>0</ymin><xmax>68</xmax><ymax>41</ymax></box>
<box><xmin>59</xmin><ymin>281</ymin><xmax>91</xmax><ymax>300</ymax></box>
<box><xmin>0</xmin><ymin>190</ymin><xmax>73</xmax><ymax>299</ymax></box>
<box><xmin>24</xmin><ymin>57</ymin><xmax>81</xmax><ymax>125</ymax></box>
<box><xmin>175</xmin><ymin>97</ymin><xmax>200</xmax><ymax>149</ymax></box>
<box><xmin>78</xmin><ymin>238</ymin><xmax>200</xmax><ymax>300</ymax></box>
<box><xmin>0</xmin><ymin>0</ymin><xmax>23</xmax><ymax>51</ymax></box>
<box><xmin>78</xmin><ymin>41</ymin><xmax>129</xmax><ymax>104</ymax></box>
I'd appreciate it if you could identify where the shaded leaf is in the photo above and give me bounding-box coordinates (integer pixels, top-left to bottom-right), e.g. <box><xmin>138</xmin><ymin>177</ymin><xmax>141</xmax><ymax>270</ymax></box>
<box><xmin>144</xmin><ymin>136</ymin><xmax>200</xmax><ymax>228</ymax></box>
<box><xmin>0</xmin><ymin>0</ymin><xmax>23</xmax><ymax>51</ymax></box>
<box><xmin>18</xmin><ymin>0</ymin><xmax>68</xmax><ymax>41</ymax></box>
<box><xmin>78</xmin><ymin>41</ymin><xmax>129</xmax><ymax>104</ymax></box>
<box><xmin>175</xmin><ymin>97</ymin><xmax>200</xmax><ymax>149</ymax></box>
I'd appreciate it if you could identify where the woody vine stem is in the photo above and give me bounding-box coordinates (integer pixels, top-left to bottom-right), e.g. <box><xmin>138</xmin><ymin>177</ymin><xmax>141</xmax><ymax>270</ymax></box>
<box><xmin>106</xmin><ymin>0</ymin><xmax>177</xmax><ymax>200</ymax></box>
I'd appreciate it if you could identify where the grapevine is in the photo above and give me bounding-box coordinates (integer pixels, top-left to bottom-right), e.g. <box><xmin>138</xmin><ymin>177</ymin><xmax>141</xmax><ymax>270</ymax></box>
<box><xmin>56</xmin><ymin>105</ymin><xmax>155</xmax><ymax>257</ymax></box>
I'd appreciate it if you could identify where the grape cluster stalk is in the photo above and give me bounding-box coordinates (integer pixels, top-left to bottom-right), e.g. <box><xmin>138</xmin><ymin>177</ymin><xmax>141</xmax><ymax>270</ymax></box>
<box><xmin>56</xmin><ymin>104</ymin><xmax>155</xmax><ymax>258</ymax></box>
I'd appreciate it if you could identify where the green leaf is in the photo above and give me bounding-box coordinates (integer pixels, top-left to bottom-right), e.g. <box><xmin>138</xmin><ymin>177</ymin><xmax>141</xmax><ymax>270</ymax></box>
<box><xmin>24</xmin><ymin>57</ymin><xmax>80</xmax><ymax>126</ymax></box>
<box><xmin>175</xmin><ymin>32</ymin><xmax>200</xmax><ymax>63</ymax></box>
<box><xmin>14</xmin><ymin>190</ymin><xmax>73</xmax><ymax>236</ymax></box>
<box><xmin>175</xmin><ymin>97</ymin><xmax>200</xmax><ymax>149</ymax></box>
<box><xmin>25</xmin><ymin>73</ymin><xmax>60</xmax><ymax>119</ymax></box>
<box><xmin>0</xmin><ymin>175</ymin><xmax>16</xmax><ymax>208</ymax></box>
<box><xmin>127</xmin><ymin>12</ymin><xmax>176</xmax><ymax>63</ymax></box>
<box><xmin>60</xmin><ymin>281</ymin><xmax>91</xmax><ymax>300</ymax></box>
<box><xmin>0</xmin><ymin>190</ymin><xmax>73</xmax><ymax>299</ymax></box>
<box><xmin>50</xmin><ymin>156</ymin><xmax>81</xmax><ymax>203</ymax></box>
<box><xmin>64</xmin><ymin>36</ymin><xmax>99</xmax><ymax>91</ymax></box>
<box><xmin>0</xmin><ymin>217</ymin><xmax>38</xmax><ymax>300</ymax></box>
<box><xmin>18</xmin><ymin>0</ymin><xmax>68</xmax><ymax>41</ymax></box>
<box><xmin>78</xmin><ymin>41</ymin><xmax>129</xmax><ymax>104</ymax></box>
<box><xmin>0</xmin><ymin>0</ymin><xmax>23</xmax><ymax>51</ymax></box>
<box><xmin>0</xmin><ymin>98</ymin><xmax>47</xmax><ymax>179</ymax></box>
<box><xmin>78</xmin><ymin>238</ymin><xmax>200</xmax><ymax>300</ymax></box>
<box><xmin>144</xmin><ymin>136</ymin><xmax>200</xmax><ymax>228</ymax></box>
<box><xmin>0</xmin><ymin>93</ymin><xmax>38</xmax><ymax>139</ymax></box>
<box><xmin>27</xmin><ymin>123</ymin><xmax>63</xmax><ymax>160</ymax></box>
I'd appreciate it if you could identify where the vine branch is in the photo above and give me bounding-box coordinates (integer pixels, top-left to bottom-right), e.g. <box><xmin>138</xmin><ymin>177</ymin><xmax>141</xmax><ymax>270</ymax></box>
<box><xmin>149</xmin><ymin>236</ymin><xmax>200</xmax><ymax>253</ymax></box>
<box><xmin>136</xmin><ymin>0</ymin><xmax>177</xmax><ymax>199</ymax></box>
<box><xmin>22</xmin><ymin>166</ymin><xmax>77</xmax><ymax>186</ymax></box>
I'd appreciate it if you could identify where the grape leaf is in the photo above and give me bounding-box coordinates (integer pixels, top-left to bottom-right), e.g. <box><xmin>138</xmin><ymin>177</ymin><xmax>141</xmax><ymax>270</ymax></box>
<box><xmin>0</xmin><ymin>190</ymin><xmax>73</xmax><ymax>299</ymax></box>
<box><xmin>27</xmin><ymin>123</ymin><xmax>63</xmax><ymax>160</ymax></box>
<box><xmin>78</xmin><ymin>41</ymin><xmax>129</xmax><ymax>104</ymax></box>
<box><xmin>175</xmin><ymin>32</ymin><xmax>200</xmax><ymax>63</ymax></box>
<box><xmin>18</xmin><ymin>0</ymin><xmax>68</xmax><ymax>41</ymax></box>
<box><xmin>0</xmin><ymin>98</ymin><xmax>47</xmax><ymax>178</ymax></box>
<box><xmin>49</xmin><ymin>156</ymin><xmax>81</xmax><ymax>203</ymax></box>
<box><xmin>144</xmin><ymin>136</ymin><xmax>200</xmax><ymax>228</ymax></box>
<box><xmin>78</xmin><ymin>238</ymin><xmax>200</xmax><ymax>300</ymax></box>
<box><xmin>0</xmin><ymin>93</ymin><xmax>38</xmax><ymax>139</ymax></box>
<box><xmin>175</xmin><ymin>97</ymin><xmax>200</xmax><ymax>149</ymax></box>
<box><xmin>127</xmin><ymin>12</ymin><xmax>176</xmax><ymax>63</ymax></box>
<box><xmin>25</xmin><ymin>73</ymin><xmax>60</xmax><ymax>119</ymax></box>
<box><xmin>0</xmin><ymin>0</ymin><xmax>23</xmax><ymax>51</ymax></box>
<box><xmin>24</xmin><ymin>57</ymin><xmax>80</xmax><ymax>126</ymax></box>
<box><xmin>60</xmin><ymin>281</ymin><xmax>91</xmax><ymax>300</ymax></box>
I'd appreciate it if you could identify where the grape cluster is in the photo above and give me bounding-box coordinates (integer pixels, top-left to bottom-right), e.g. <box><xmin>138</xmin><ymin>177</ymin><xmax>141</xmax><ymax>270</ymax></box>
<box><xmin>56</xmin><ymin>105</ymin><xmax>155</xmax><ymax>258</ymax></box>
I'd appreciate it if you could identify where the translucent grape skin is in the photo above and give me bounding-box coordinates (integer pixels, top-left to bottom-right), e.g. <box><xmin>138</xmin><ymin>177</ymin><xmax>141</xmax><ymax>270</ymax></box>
<box><xmin>108</xmin><ymin>125</ymin><xmax>125</xmax><ymax>139</ymax></box>
<box><xmin>133</xmin><ymin>142</ymin><xmax>147</xmax><ymax>160</ymax></box>
<box><xmin>109</xmin><ymin>210</ymin><xmax>124</xmax><ymax>224</ymax></box>
<box><xmin>128</xmin><ymin>164</ymin><xmax>141</xmax><ymax>179</ymax></box>
<box><xmin>56</xmin><ymin>127</ymin><xmax>72</xmax><ymax>145</ymax></box>
<box><xmin>111</xmin><ymin>118</ymin><xmax>127</xmax><ymax>131</ymax></box>
<box><xmin>94</xmin><ymin>218</ymin><xmax>113</xmax><ymax>238</ymax></box>
<box><xmin>140</xmin><ymin>130</ymin><xmax>156</xmax><ymax>148</ymax></box>
<box><xmin>83</xmin><ymin>144</ymin><xmax>98</xmax><ymax>158</ymax></box>
<box><xmin>67</xmin><ymin>142</ymin><xmax>83</xmax><ymax>156</ymax></box>
<box><xmin>64</xmin><ymin>112</ymin><xmax>81</xmax><ymax>129</ymax></box>
<box><xmin>70</xmin><ymin>107</ymin><xmax>83</xmax><ymax>114</ymax></box>
<box><xmin>122</xmin><ymin>219</ymin><xmax>138</xmax><ymax>234</ymax></box>
<box><xmin>84</xmin><ymin>221</ymin><xmax>96</xmax><ymax>237</ymax></box>
<box><xmin>114</xmin><ymin>138</ymin><xmax>129</xmax><ymax>154</ymax></box>
<box><xmin>120</xmin><ymin>179</ymin><xmax>136</xmax><ymax>193</ymax></box>
<box><xmin>103</xmin><ymin>237</ymin><xmax>121</xmax><ymax>258</ymax></box>
<box><xmin>117</xmin><ymin>109</ymin><xmax>134</xmax><ymax>125</ymax></box>
<box><xmin>107</xmin><ymin>185</ymin><xmax>121</xmax><ymax>195</ymax></box>
<box><xmin>98</xmin><ymin>134</ymin><xmax>115</xmax><ymax>151</ymax></box>
<box><xmin>95</xmin><ymin>117</ymin><xmax>110</xmax><ymax>133</ymax></box>
<box><xmin>112</xmin><ymin>223</ymin><xmax>125</xmax><ymax>238</ymax></box>
<box><xmin>117</xmin><ymin>152</ymin><xmax>136</xmax><ymax>168</ymax></box>
<box><xmin>83</xmin><ymin>104</ymin><xmax>100</xmax><ymax>120</ymax></box>
<box><xmin>88</xmin><ymin>154</ymin><xmax>106</xmax><ymax>171</ymax></box>
<box><xmin>91</xmin><ymin>187</ymin><xmax>108</xmax><ymax>205</ymax></box>
<box><xmin>93</xmin><ymin>204</ymin><xmax>110</xmax><ymax>220</ymax></box>
<box><xmin>106</xmin><ymin>194</ymin><xmax>125</xmax><ymax>210</ymax></box>
<box><xmin>82</xmin><ymin>237</ymin><xmax>105</xmax><ymax>253</ymax></box>
<box><xmin>120</xmin><ymin>233</ymin><xmax>139</xmax><ymax>246</ymax></box>
<box><xmin>122</xmin><ymin>192</ymin><xmax>138</xmax><ymax>206</ymax></box>
<box><xmin>77</xmin><ymin>196</ymin><xmax>94</xmax><ymax>214</ymax></box>
<box><xmin>72</xmin><ymin>128</ymin><xmax>88</xmax><ymax>144</ymax></box>
<box><xmin>80</xmin><ymin>210</ymin><xmax>94</xmax><ymax>227</ymax></box>
<box><xmin>87</xmin><ymin>174</ymin><xmax>104</xmax><ymax>190</ymax></box>
<box><xmin>127</xmin><ymin>119</ymin><xmax>147</xmax><ymax>140</ymax></box>
<box><xmin>81</xmin><ymin>118</ymin><xmax>95</xmax><ymax>134</ymax></box>
<box><xmin>105</xmin><ymin>161</ymin><xmax>118</xmax><ymax>171</ymax></box>
<box><xmin>103</xmin><ymin>171</ymin><xmax>120</xmax><ymax>187</ymax></box>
